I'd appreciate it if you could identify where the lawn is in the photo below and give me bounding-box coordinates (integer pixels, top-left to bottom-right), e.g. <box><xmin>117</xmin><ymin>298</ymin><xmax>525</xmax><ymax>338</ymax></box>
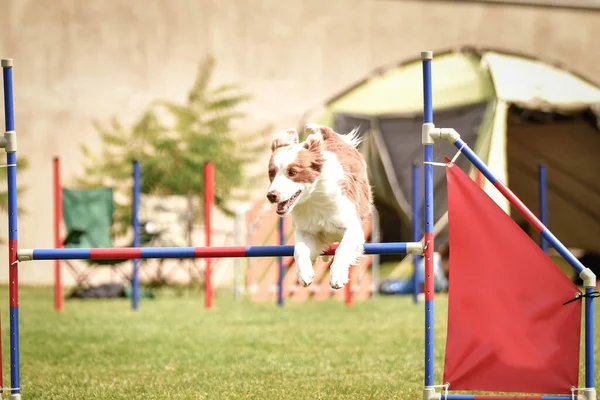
<box><xmin>0</xmin><ymin>285</ymin><xmax>596</xmax><ymax>399</ymax></box>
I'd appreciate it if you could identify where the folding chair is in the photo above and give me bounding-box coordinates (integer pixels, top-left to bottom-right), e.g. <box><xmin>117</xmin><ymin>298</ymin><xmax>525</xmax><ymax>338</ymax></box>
<box><xmin>61</xmin><ymin>187</ymin><xmax>160</xmax><ymax>290</ymax></box>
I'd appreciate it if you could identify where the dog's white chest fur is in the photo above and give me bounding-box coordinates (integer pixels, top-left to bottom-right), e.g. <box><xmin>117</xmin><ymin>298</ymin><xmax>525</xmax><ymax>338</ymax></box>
<box><xmin>291</xmin><ymin>151</ymin><xmax>349</xmax><ymax>242</ymax></box>
<box><xmin>290</xmin><ymin>150</ymin><xmax>366</xmax><ymax>289</ymax></box>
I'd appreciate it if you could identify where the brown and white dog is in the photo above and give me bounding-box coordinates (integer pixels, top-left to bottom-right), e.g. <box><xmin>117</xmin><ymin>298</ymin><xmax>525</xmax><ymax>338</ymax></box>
<box><xmin>266</xmin><ymin>124</ymin><xmax>373</xmax><ymax>289</ymax></box>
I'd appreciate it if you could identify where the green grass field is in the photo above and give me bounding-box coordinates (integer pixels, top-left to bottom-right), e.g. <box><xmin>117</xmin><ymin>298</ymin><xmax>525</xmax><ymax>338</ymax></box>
<box><xmin>0</xmin><ymin>285</ymin><xmax>596</xmax><ymax>399</ymax></box>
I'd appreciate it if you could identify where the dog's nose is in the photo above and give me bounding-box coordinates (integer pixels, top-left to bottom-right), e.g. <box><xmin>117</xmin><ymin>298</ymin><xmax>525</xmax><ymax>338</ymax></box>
<box><xmin>266</xmin><ymin>190</ymin><xmax>280</xmax><ymax>203</ymax></box>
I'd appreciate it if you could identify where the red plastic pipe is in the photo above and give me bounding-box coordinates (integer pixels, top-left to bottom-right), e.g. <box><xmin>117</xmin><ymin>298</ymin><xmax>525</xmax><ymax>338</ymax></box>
<box><xmin>0</xmin><ymin>311</ymin><xmax>3</xmax><ymax>391</ymax></box>
<box><xmin>53</xmin><ymin>157</ymin><xmax>63</xmax><ymax>312</ymax></box>
<box><xmin>204</xmin><ymin>162</ymin><xmax>214</xmax><ymax>309</ymax></box>
<box><xmin>345</xmin><ymin>268</ymin><xmax>353</xmax><ymax>307</ymax></box>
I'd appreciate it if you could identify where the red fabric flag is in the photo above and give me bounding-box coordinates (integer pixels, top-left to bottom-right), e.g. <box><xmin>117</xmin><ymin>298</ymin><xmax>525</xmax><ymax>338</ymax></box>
<box><xmin>443</xmin><ymin>162</ymin><xmax>582</xmax><ymax>394</ymax></box>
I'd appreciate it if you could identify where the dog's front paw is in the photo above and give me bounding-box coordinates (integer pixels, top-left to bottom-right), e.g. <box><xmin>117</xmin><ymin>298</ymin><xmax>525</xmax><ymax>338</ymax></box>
<box><xmin>296</xmin><ymin>266</ymin><xmax>315</xmax><ymax>287</ymax></box>
<box><xmin>329</xmin><ymin>270</ymin><xmax>349</xmax><ymax>290</ymax></box>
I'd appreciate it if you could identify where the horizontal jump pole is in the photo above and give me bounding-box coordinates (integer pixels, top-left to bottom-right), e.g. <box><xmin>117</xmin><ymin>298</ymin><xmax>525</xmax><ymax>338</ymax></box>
<box><xmin>443</xmin><ymin>394</ymin><xmax>573</xmax><ymax>399</ymax></box>
<box><xmin>17</xmin><ymin>242</ymin><xmax>423</xmax><ymax>262</ymax></box>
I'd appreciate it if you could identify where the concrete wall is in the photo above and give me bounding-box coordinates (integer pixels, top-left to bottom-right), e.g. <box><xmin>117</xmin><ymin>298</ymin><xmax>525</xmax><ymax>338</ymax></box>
<box><xmin>0</xmin><ymin>0</ymin><xmax>598</xmax><ymax>286</ymax></box>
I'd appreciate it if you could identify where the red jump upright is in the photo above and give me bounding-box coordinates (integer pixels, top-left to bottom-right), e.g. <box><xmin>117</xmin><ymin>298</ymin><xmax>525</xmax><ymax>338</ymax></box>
<box><xmin>204</xmin><ymin>162</ymin><xmax>214</xmax><ymax>310</ymax></box>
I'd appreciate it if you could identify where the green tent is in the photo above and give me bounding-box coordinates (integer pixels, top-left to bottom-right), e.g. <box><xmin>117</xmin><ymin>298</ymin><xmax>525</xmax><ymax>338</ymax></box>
<box><xmin>299</xmin><ymin>46</ymin><xmax>600</xmax><ymax>260</ymax></box>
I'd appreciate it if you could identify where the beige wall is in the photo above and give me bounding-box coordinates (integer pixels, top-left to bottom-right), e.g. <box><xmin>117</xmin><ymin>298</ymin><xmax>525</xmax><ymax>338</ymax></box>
<box><xmin>0</xmin><ymin>0</ymin><xmax>598</xmax><ymax>286</ymax></box>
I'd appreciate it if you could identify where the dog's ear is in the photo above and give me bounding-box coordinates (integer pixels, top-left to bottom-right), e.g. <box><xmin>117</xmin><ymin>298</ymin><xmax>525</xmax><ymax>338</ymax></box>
<box><xmin>303</xmin><ymin>123</ymin><xmax>320</xmax><ymax>136</ymax></box>
<box><xmin>271</xmin><ymin>129</ymin><xmax>298</xmax><ymax>152</ymax></box>
<box><xmin>303</xmin><ymin>132</ymin><xmax>325</xmax><ymax>172</ymax></box>
<box><xmin>304</xmin><ymin>123</ymin><xmax>335</xmax><ymax>140</ymax></box>
<box><xmin>303</xmin><ymin>132</ymin><xmax>324</xmax><ymax>154</ymax></box>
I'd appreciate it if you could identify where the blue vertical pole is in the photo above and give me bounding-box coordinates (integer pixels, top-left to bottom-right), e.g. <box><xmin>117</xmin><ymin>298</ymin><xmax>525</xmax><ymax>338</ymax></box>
<box><xmin>538</xmin><ymin>163</ymin><xmax>548</xmax><ymax>253</ymax></box>
<box><xmin>585</xmin><ymin>286</ymin><xmax>595</xmax><ymax>390</ymax></box>
<box><xmin>277</xmin><ymin>217</ymin><xmax>284</xmax><ymax>307</ymax></box>
<box><xmin>412</xmin><ymin>162</ymin><xmax>421</xmax><ymax>304</ymax></box>
<box><xmin>421</xmin><ymin>51</ymin><xmax>435</xmax><ymax>389</ymax></box>
<box><xmin>132</xmin><ymin>160</ymin><xmax>141</xmax><ymax>310</ymax></box>
<box><xmin>2</xmin><ymin>58</ymin><xmax>20</xmax><ymax>398</ymax></box>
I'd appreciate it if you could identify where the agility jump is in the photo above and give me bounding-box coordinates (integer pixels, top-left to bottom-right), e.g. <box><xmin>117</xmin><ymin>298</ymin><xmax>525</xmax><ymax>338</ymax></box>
<box><xmin>419</xmin><ymin>51</ymin><xmax>596</xmax><ymax>399</ymax></box>
<box><xmin>0</xmin><ymin>57</ymin><xmax>421</xmax><ymax>398</ymax></box>
<box><xmin>1</xmin><ymin>49</ymin><xmax>597</xmax><ymax>399</ymax></box>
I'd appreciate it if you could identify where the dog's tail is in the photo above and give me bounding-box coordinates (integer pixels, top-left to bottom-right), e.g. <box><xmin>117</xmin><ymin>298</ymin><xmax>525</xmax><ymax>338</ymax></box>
<box><xmin>340</xmin><ymin>126</ymin><xmax>363</xmax><ymax>148</ymax></box>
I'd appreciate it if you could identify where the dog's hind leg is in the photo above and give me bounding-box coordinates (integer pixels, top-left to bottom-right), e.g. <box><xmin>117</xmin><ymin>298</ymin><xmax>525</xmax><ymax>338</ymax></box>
<box><xmin>294</xmin><ymin>230</ymin><xmax>319</xmax><ymax>287</ymax></box>
<box><xmin>329</xmin><ymin>223</ymin><xmax>365</xmax><ymax>290</ymax></box>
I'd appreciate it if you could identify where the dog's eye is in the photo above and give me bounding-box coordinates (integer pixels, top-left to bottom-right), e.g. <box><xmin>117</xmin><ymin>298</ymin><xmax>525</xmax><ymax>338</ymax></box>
<box><xmin>288</xmin><ymin>168</ymin><xmax>296</xmax><ymax>177</ymax></box>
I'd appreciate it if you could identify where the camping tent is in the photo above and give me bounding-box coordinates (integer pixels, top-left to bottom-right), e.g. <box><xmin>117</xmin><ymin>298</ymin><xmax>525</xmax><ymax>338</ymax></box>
<box><xmin>299</xmin><ymin>46</ymin><xmax>600</xmax><ymax>261</ymax></box>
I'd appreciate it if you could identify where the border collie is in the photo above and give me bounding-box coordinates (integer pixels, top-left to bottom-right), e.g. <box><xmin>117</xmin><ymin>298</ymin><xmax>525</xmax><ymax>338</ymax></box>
<box><xmin>266</xmin><ymin>124</ymin><xmax>373</xmax><ymax>289</ymax></box>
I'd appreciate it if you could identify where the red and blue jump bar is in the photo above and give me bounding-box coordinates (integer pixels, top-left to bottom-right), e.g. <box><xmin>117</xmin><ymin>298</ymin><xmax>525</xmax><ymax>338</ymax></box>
<box><xmin>18</xmin><ymin>242</ymin><xmax>421</xmax><ymax>262</ymax></box>
<box><xmin>443</xmin><ymin>394</ymin><xmax>575</xmax><ymax>399</ymax></box>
